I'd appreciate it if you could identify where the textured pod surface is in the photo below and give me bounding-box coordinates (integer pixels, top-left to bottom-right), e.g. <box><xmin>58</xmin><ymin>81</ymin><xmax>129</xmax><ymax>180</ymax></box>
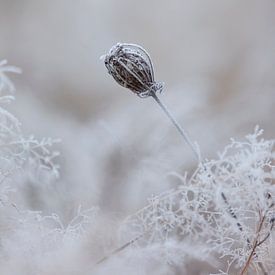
<box><xmin>104</xmin><ymin>43</ymin><xmax>162</xmax><ymax>97</ymax></box>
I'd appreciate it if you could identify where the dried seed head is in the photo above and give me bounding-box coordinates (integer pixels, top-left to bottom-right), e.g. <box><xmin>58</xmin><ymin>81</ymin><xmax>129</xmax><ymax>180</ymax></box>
<box><xmin>103</xmin><ymin>43</ymin><xmax>163</xmax><ymax>98</ymax></box>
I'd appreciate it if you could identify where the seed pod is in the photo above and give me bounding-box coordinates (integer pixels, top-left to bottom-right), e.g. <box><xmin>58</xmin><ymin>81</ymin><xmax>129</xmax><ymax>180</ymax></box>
<box><xmin>103</xmin><ymin>43</ymin><xmax>163</xmax><ymax>98</ymax></box>
<box><xmin>102</xmin><ymin>43</ymin><xmax>200</xmax><ymax>162</ymax></box>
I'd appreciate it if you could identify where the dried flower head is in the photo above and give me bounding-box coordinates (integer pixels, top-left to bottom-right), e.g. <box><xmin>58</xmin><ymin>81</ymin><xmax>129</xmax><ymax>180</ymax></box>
<box><xmin>103</xmin><ymin>42</ymin><xmax>200</xmax><ymax>161</ymax></box>
<box><xmin>103</xmin><ymin>43</ymin><xmax>163</xmax><ymax>98</ymax></box>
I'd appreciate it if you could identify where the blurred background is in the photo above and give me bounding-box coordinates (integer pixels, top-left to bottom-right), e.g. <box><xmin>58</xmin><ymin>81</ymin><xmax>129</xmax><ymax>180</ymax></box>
<box><xmin>0</xmin><ymin>0</ymin><xmax>274</xmax><ymax>219</ymax></box>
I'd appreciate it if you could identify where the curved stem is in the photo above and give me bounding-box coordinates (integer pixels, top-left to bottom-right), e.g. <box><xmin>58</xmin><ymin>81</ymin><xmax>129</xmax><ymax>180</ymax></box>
<box><xmin>151</xmin><ymin>93</ymin><xmax>201</xmax><ymax>163</ymax></box>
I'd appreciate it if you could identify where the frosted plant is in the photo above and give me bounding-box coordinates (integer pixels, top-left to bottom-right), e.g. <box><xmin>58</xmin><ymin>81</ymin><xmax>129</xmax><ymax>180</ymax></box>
<box><xmin>2</xmin><ymin>206</ymin><xmax>98</xmax><ymax>259</ymax></box>
<box><xmin>0</xmin><ymin>60</ymin><xmax>99</xmax><ymax>274</ymax></box>
<box><xmin>103</xmin><ymin>43</ymin><xmax>200</xmax><ymax>162</ymax></box>
<box><xmin>117</xmin><ymin>127</ymin><xmax>274</xmax><ymax>274</ymax></box>
<box><xmin>0</xmin><ymin>204</ymin><xmax>99</xmax><ymax>275</ymax></box>
<box><xmin>102</xmin><ymin>44</ymin><xmax>275</xmax><ymax>274</ymax></box>
<box><xmin>0</xmin><ymin>60</ymin><xmax>59</xmax><ymax>204</ymax></box>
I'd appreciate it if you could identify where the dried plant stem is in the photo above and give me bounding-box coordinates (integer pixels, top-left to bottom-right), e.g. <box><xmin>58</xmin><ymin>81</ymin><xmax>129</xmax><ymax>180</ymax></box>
<box><xmin>240</xmin><ymin>213</ymin><xmax>266</xmax><ymax>275</ymax></box>
<box><xmin>95</xmin><ymin>234</ymin><xmax>143</xmax><ymax>266</ymax></box>
<box><xmin>104</xmin><ymin>43</ymin><xmax>201</xmax><ymax>163</ymax></box>
<box><xmin>151</xmin><ymin>93</ymin><xmax>201</xmax><ymax>163</ymax></box>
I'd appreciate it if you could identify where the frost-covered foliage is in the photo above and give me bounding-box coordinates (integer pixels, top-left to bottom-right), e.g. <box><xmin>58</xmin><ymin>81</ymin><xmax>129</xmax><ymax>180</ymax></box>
<box><xmin>119</xmin><ymin>127</ymin><xmax>275</xmax><ymax>274</ymax></box>
<box><xmin>0</xmin><ymin>60</ymin><xmax>274</xmax><ymax>274</ymax></box>
<box><xmin>0</xmin><ymin>60</ymin><xmax>59</xmax><ymax>204</ymax></box>
<box><xmin>0</xmin><ymin>61</ymin><xmax>98</xmax><ymax>275</ymax></box>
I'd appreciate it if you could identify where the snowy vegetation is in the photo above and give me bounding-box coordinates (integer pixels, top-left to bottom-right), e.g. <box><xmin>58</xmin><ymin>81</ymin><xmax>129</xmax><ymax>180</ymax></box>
<box><xmin>0</xmin><ymin>60</ymin><xmax>274</xmax><ymax>274</ymax></box>
<box><xmin>121</xmin><ymin>127</ymin><xmax>274</xmax><ymax>274</ymax></box>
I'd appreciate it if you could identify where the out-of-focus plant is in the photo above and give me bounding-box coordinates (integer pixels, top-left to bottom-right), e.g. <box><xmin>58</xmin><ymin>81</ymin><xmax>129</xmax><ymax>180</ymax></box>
<box><xmin>0</xmin><ymin>60</ymin><xmax>60</xmax><ymax>204</ymax></box>
<box><xmin>0</xmin><ymin>60</ymin><xmax>98</xmax><ymax>274</ymax></box>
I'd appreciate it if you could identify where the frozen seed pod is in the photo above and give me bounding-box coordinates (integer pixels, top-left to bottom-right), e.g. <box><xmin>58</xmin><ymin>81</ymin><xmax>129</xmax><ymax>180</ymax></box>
<box><xmin>103</xmin><ymin>42</ymin><xmax>200</xmax><ymax>162</ymax></box>
<box><xmin>103</xmin><ymin>43</ymin><xmax>163</xmax><ymax>98</ymax></box>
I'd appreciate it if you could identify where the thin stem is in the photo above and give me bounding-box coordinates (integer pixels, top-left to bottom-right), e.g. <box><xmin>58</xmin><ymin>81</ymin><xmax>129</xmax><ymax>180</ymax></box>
<box><xmin>95</xmin><ymin>234</ymin><xmax>143</xmax><ymax>265</ymax></box>
<box><xmin>240</xmin><ymin>213</ymin><xmax>266</xmax><ymax>275</ymax></box>
<box><xmin>221</xmin><ymin>192</ymin><xmax>245</xmax><ymax>233</ymax></box>
<box><xmin>151</xmin><ymin>93</ymin><xmax>201</xmax><ymax>163</ymax></box>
